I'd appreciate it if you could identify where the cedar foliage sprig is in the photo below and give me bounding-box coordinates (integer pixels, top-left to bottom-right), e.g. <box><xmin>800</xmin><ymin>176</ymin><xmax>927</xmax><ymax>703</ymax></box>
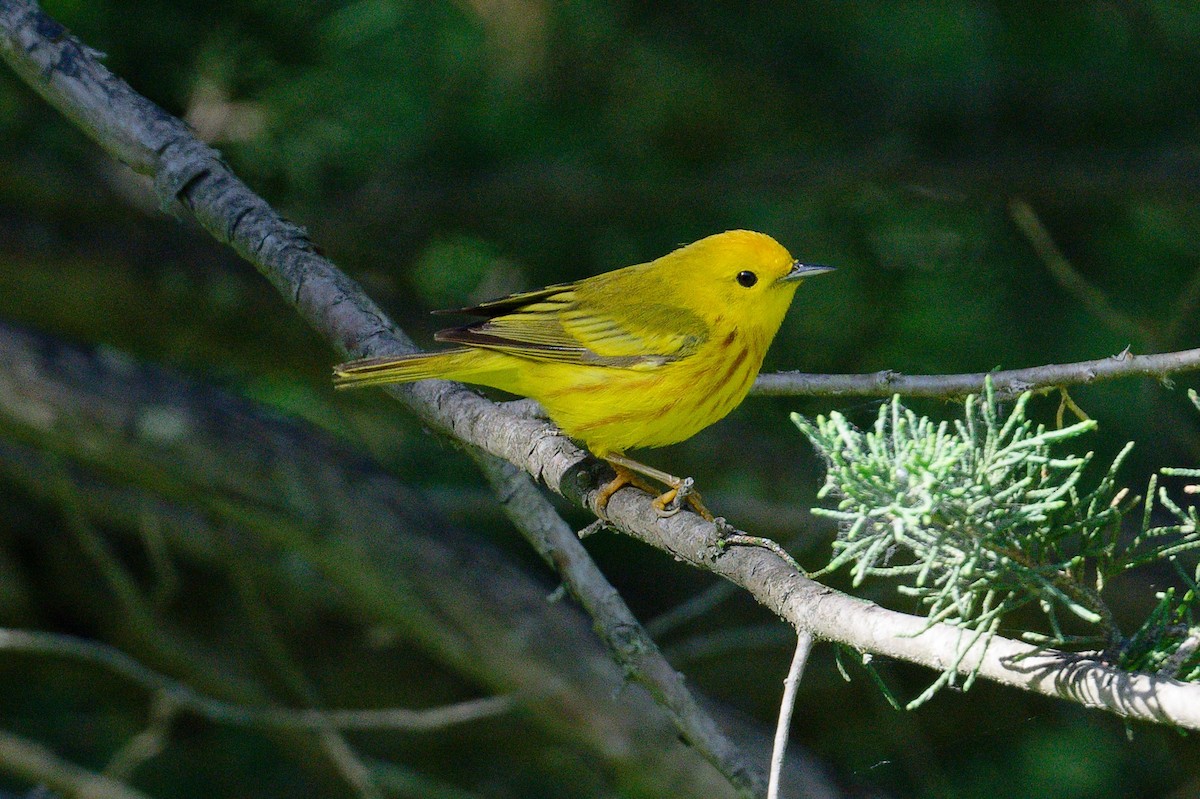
<box><xmin>794</xmin><ymin>381</ymin><xmax>1200</xmax><ymax>706</ymax></box>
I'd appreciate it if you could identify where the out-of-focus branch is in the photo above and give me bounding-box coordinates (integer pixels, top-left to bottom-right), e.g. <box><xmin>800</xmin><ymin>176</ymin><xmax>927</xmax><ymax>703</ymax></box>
<box><xmin>0</xmin><ymin>319</ymin><xmax>801</xmax><ymax>798</ymax></box>
<box><xmin>1009</xmin><ymin>198</ymin><xmax>1149</xmax><ymax>342</ymax></box>
<box><xmin>0</xmin><ymin>628</ymin><xmax>515</xmax><ymax>732</ymax></box>
<box><xmin>220</xmin><ymin>548</ymin><xmax>381</xmax><ymax>799</ymax></box>
<box><xmin>102</xmin><ymin>693</ymin><xmax>176</xmax><ymax>784</ymax></box>
<box><xmin>0</xmin><ymin>726</ymin><xmax>153</xmax><ymax>799</ymax></box>
<box><xmin>3</xmin><ymin>0</ymin><xmax>1198</xmax><ymax>748</ymax></box>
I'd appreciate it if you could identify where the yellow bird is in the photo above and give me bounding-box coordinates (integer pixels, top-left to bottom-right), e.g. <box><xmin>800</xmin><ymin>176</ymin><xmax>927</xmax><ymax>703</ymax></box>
<box><xmin>333</xmin><ymin>230</ymin><xmax>832</xmax><ymax>519</ymax></box>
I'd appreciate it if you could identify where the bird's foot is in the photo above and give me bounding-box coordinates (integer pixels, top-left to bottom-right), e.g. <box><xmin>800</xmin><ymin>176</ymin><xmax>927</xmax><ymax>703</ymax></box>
<box><xmin>595</xmin><ymin>463</ymin><xmax>661</xmax><ymax>519</ymax></box>
<box><xmin>598</xmin><ymin>453</ymin><xmax>715</xmax><ymax>522</ymax></box>
<box><xmin>651</xmin><ymin>477</ymin><xmax>714</xmax><ymax>522</ymax></box>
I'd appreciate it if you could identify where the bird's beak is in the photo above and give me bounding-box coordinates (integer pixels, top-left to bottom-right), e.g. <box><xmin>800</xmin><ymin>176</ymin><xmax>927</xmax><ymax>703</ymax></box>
<box><xmin>780</xmin><ymin>260</ymin><xmax>835</xmax><ymax>283</ymax></box>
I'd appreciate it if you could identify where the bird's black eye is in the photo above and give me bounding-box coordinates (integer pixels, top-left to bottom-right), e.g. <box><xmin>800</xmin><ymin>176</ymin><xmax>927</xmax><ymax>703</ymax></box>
<box><xmin>736</xmin><ymin>270</ymin><xmax>758</xmax><ymax>288</ymax></box>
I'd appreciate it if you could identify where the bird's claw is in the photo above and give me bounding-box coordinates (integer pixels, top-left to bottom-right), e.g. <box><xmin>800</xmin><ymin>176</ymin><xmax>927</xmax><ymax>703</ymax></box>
<box><xmin>653</xmin><ymin>477</ymin><xmax>696</xmax><ymax>518</ymax></box>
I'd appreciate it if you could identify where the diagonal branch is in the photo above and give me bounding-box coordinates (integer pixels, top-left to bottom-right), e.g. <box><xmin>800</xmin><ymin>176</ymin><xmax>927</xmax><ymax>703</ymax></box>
<box><xmin>4</xmin><ymin>0</ymin><xmax>1200</xmax><ymax>747</ymax></box>
<box><xmin>0</xmin><ymin>3</ymin><xmax>768</xmax><ymax>795</ymax></box>
<box><xmin>473</xmin><ymin>454</ymin><xmax>768</xmax><ymax>795</ymax></box>
<box><xmin>1009</xmin><ymin>198</ymin><xmax>1150</xmax><ymax>342</ymax></box>
<box><xmin>0</xmin><ymin>726</ymin><xmax>154</xmax><ymax>799</ymax></box>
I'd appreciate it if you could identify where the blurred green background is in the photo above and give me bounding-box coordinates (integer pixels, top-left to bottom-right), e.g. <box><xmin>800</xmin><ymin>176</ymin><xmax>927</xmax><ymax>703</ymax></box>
<box><xmin>3</xmin><ymin>1</ymin><xmax>1200</xmax><ymax>797</ymax></box>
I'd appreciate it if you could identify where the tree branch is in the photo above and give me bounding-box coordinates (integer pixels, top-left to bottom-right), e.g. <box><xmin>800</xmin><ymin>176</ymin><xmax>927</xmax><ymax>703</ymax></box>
<box><xmin>1009</xmin><ymin>198</ymin><xmax>1149</xmax><ymax>342</ymax></box>
<box><xmin>0</xmin><ymin>4</ymin><xmax>773</xmax><ymax>795</ymax></box>
<box><xmin>0</xmin><ymin>319</ymin><xmax>808</xmax><ymax>798</ymax></box>
<box><xmin>599</xmin><ymin>499</ymin><xmax>1200</xmax><ymax>729</ymax></box>
<box><xmin>0</xmin><ymin>726</ymin><xmax>154</xmax><ymax>799</ymax></box>
<box><xmin>472</xmin><ymin>454</ymin><xmax>768</xmax><ymax>797</ymax></box>
<box><xmin>0</xmin><ymin>628</ymin><xmax>516</xmax><ymax>732</ymax></box>
<box><xmin>752</xmin><ymin>346</ymin><xmax>1200</xmax><ymax>398</ymax></box>
<box><xmin>4</xmin><ymin>0</ymin><xmax>1199</xmax><ymax>749</ymax></box>
<box><xmin>768</xmin><ymin>632</ymin><xmax>813</xmax><ymax>799</ymax></box>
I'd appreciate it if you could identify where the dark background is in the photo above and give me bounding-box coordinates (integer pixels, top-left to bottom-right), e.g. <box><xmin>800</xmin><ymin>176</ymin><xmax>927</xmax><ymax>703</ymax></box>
<box><xmin>2</xmin><ymin>1</ymin><xmax>1200</xmax><ymax>797</ymax></box>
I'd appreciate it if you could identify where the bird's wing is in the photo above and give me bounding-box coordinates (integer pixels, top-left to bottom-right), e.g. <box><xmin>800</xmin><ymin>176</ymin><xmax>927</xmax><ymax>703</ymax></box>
<box><xmin>434</xmin><ymin>285</ymin><xmax>708</xmax><ymax>368</ymax></box>
<box><xmin>433</xmin><ymin>283</ymin><xmax>578</xmax><ymax>318</ymax></box>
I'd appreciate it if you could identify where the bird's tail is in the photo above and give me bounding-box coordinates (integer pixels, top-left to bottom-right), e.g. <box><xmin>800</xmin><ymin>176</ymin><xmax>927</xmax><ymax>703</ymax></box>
<box><xmin>332</xmin><ymin>349</ymin><xmax>483</xmax><ymax>390</ymax></box>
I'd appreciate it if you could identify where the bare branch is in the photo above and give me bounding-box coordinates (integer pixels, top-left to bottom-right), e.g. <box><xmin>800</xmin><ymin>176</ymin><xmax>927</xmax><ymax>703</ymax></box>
<box><xmin>0</xmin><ymin>628</ymin><xmax>516</xmax><ymax>732</ymax></box>
<box><xmin>0</xmin><ymin>726</ymin><xmax>154</xmax><ymax>799</ymax></box>
<box><xmin>0</xmin><ymin>320</ymin><xmax>781</xmax><ymax>799</ymax></box>
<box><xmin>599</xmin><ymin>505</ymin><xmax>1200</xmax><ymax>730</ymax></box>
<box><xmin>102</xmin><ymin>694</ymin><xmax>177</xmax><ymax>783</ymax></box>
<box><xmin>767</xmin><ymin>632</ymin><xmax>813</xmax><ymax>799</ymax></box>
<box><xmin>751</xmin><ymin>203</ymin><xmax>1200</xmax><ymax>400</ymax></box>
<box><xmin>663</xmin><ymin>625</ymin><xmax>794</xmax><ymax>665</ymax></box>
<box><xmin>752</xmin><ymin>346</ymin><xmax>1200</xmax><ymax>398</ymax></box>
<box><xmin>1009</xmin><ymin>198</ymin><xmax>1149</xmax><ymax>341</ymax></box>
<box><xmin>220</xmin><ymin>555</ymin><xmax>382</xmax><ymax>799</ymax></box>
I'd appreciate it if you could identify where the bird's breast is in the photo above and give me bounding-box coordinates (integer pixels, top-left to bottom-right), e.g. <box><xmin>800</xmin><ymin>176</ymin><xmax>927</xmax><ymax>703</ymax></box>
<box><xmin>528</xmin><ymin>326</ymin><xmax>767</xmax><ymax>454</ymax></box>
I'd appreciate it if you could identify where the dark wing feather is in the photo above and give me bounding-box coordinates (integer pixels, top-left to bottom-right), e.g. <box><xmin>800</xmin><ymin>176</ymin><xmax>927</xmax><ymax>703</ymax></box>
<box><xmin>433</xmin><ymin>284</ymin><xmax>707</xmax><ymax>369</ymax></box>
<box><xmin>432</xmin><ymin>282</ymin><xmax>578</xmax><ymax>318</ymax></box>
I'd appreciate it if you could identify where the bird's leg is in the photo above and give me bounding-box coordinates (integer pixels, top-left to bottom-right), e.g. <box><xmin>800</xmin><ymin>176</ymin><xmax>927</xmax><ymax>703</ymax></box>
<box><xmin>601</xmin><ymin>453</ymin><xmax>715</xmax><ymax>522</ymax></box>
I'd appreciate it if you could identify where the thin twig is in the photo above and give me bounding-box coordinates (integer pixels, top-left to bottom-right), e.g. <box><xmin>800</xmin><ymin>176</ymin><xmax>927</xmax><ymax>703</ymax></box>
<box><xmin>103</xmin><ymin>692</ymin><xmax>177</xmax><ymax>783</ymax></box>
<box><xmin>135</xmin><ymin>509</ymin><xmax>180</xmax><ymax>610</ymax></box>
<box><xmin>645</xmin><ymin>580</ymin><xmax>740</xmax><ymax>639</ymax></box>
<box><xmin>366</xmin><ymin>759</ymin><xmax>488</xmax><ymax>799</ymax></box>
<box><xmin>47</xmin><ymin>462</ymin><xmax>264</xmax><ymax>700</ymax></box>
<box><xmin>0</xmin><ymin>628</ymin><xmax>516</xmax><ymax>732</ymax></box>
<box><xmin>752</xmin><ymin>346</ymin><xmax>1200</xmax><ymax>398</ymax></box>
<box><xmin>1009</xmin><ymin>198</ymin><xmax>1149</xmax><ymax>342</ymax></box>
<box><xmin>768</xmin><ymin>631</ymin><xmax>814</xmax><ymax>799</ymax></box>
<box><xmin>662</xmin><ymin>624</ymin><xmax>794</xmax><ymax>665</ymax></box>
<box><xmin>222</xmin><ymin>546</ymin><xmax>382</xmax><ymax>799</ymax></box>
<box><xmin>0</xmin><ymin>726</ymin><xmax>155</xmax><ymax>799</ymax></box>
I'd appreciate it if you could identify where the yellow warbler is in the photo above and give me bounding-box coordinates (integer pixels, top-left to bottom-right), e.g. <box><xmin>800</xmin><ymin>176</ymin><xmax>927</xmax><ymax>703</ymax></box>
<box><xmin>334</xmin><ymin>230</ymin><xmax>832</xmax><ymax>518</ymax></box>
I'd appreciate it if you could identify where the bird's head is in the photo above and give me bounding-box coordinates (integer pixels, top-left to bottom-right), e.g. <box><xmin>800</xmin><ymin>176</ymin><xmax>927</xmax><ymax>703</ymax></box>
<box><xmin>668</xmin><ymin>229</ymin><xmax>833</xmax><ymax>336</ymax></box>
